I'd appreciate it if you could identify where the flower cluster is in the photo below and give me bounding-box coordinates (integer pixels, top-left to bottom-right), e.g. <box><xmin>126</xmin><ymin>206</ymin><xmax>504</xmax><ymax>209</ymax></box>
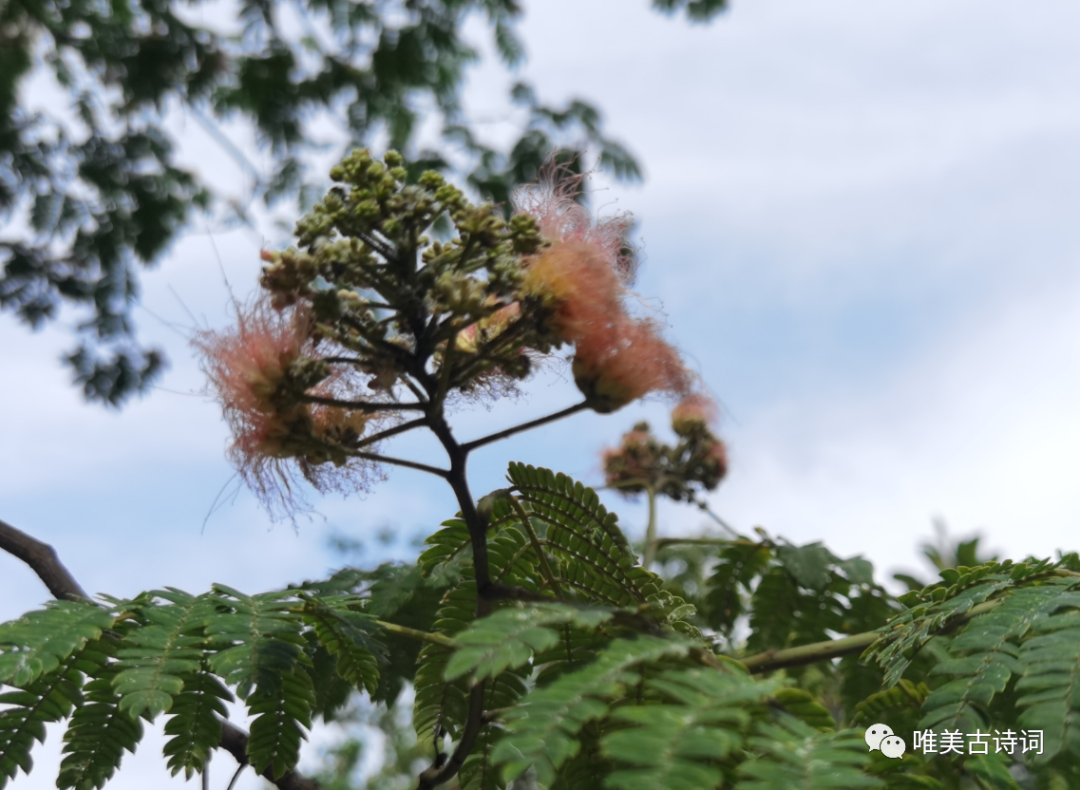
<box><xmin>603</xmin><ymin>395</ymin><xmax>728</xmax><ymax>502</ymax></box>
<box><xmin>513</xmin><ymin>165</ymin><xmax>697</xmax><ymax>413</ymax></box>
<box><xmin>195</xmin><ymin>148</ymin><xmax>715</xmax><ymax>515</ymax></box>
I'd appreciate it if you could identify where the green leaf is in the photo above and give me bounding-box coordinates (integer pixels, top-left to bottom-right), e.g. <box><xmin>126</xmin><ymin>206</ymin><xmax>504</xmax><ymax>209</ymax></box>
<box><xmin>737</xmin><ymin>717</ymin><xmax>882</xmax><ymax>790</ymax></box>
<box><xmin>601</xmin><ymin>668</ymin><xmax>777</xmax><ymax>790</ymax></box>
<box><xmin>0</xmin><ymin>601</ymin><xmax>115</xmax><ymax>688</ymax></box>
<box><xmin>112</xmin><ymin>589</ymin><xmax>217</xmax><ymax>720</ymax></box>
<box><xmin>493</xmin><ymin>635</ymin><xmax>693</xmax><ymax>785</ymax></box>
<box><xmin>445</xmin><ymin>603</ymin><xmax>614</xmax><ymax>682</ymax></box>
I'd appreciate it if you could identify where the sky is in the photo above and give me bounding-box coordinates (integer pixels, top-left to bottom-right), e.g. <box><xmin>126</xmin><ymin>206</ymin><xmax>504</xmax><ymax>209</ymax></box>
<box><xmin>4</xmin><ymin>0</ymin><xmax>1080</xmax><ymax>786</ymax></box>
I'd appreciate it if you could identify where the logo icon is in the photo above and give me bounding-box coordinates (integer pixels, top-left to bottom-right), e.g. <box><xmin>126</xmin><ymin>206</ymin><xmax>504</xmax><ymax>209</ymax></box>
<box><xmin>865</xmin><ymin>724</ymin><xmax>905</xmax><ymax>758</ymax></box>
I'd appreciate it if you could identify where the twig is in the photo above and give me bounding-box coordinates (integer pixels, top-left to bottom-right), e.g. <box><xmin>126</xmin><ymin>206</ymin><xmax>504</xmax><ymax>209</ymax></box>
<box><xmin>354</xmin><ymin>417</ymin><xmax>428</xmax><ymax>449</ymax></box>
<box><xmin>346</xmin><ymin>449</ymin><xmax>449</xmax><ymax>478</ymax></box>
<box><xmin>461</xmin><ymin>402</ymin><xmax>588</xmax><ymax>452</ymax></box>
<box><xmin>299</xmin><ymin>394</ymin><xmax>427</xmax><ymax>412</ymax></box>
<box><xmin>375</xmin><ymin>620</ymin><xmax>458</xmax><ymax>649</ymax></box>
<box><xmin>738</xmin><ymin>599</ymin><xmax>1004</xmax><ymax>674</ymax></box>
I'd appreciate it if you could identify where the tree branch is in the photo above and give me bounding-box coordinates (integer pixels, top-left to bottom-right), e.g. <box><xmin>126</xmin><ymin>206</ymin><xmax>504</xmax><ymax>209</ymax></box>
<box><xmin>738</xmin><ymin>599</ymin><xmax>1004</xmax><ymax>674</ymax></box>
<box><xmin>345</xmin><ymin>449</ymin><xmax>450</xmax><ymax>478</ymax></box>
<box><xmin>0</xmin><ymin>518</ymin><xmax>326</xmax><ymax>790</ymax></box>
<box><xmin>0</xmin><ymin>518</ymin><xmax>89</xmax><ymax>601</ymax></box>
<box><xmin>460</xmin><ymin>401</ymin><xmax>588</xmax><ymax>452</ymax></box>
<box><xmin>299</xmin><ymin>394</ymin><xmax>427</xmax><ymax>412</ymax></box>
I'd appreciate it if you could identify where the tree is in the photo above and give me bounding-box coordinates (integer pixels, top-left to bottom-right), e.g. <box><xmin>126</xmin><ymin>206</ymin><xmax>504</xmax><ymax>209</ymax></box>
<box><xmin>2</xmin><ymin>150</ymin><xmax>1078</xmax><ymax>790</ymax></box>
<box><xmin>0</xmin><ymin>0</ymin><xmax>725</xmax><ymax>405</ymax></box>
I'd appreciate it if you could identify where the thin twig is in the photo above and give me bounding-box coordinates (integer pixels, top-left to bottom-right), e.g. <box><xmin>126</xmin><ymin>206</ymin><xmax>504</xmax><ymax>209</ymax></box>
<box><xmin>355</xmin><ymin>417</ymin><xmax>428</xmax><ymax>449</ymax></box>
<box><xmin>346</xmin><ymin>449</ymin><xmax>449</xmax><ymax>478</ymax></box>
<box><xmin>299</xmin><ymin>394</ymin><xmax>427</xmax><ymax>412</ymax></box>
<box><xmin>461</xmin><ymin>402</ymin><xmax>588</xmax><ymax>452</ymax></box>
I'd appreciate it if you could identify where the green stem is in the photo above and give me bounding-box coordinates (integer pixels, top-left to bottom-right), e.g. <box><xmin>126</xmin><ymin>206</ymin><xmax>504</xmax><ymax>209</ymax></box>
<box><xmin>509</xmin><ymin>496</ymin><xmax>564</xmax><ymax>597</ymax></box>
<box><xmin>642</xmin><ymin>485</ymin><xmax>658</xmax><ymax>569</ymax></box>
<box><xmin>375</xmin><ymin>620</ymin><xmax>457</xmax><ymax>649</ymax></box>
<box><xmin>739</xmin><ymin>599</ymin><xmax>1005</xmax><ymax>674</ymax></box>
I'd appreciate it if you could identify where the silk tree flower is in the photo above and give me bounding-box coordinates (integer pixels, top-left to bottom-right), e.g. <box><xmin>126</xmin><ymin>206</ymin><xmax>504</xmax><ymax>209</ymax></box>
<box><xmin>194</xmin><ymin>299</ymin><xmax>390</xmax><ymax>517</ymax></box>
<box><xmin>514</xmin><ymin>168</ymin><xmax>700</xmax><ymax>413</ymax></box>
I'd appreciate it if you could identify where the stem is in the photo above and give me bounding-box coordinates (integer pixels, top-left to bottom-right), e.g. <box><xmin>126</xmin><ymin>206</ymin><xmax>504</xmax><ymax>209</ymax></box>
<box><xmin>642</xmin><ymin>485</ymin><xmax>658</xmax><ymax>569</ymax></box>
<box><xmin>375</xmin><ymin>620</ymin><xmax>458</xmax><ymax>649</ymax></box>
<box><xmin>653</xmin><ymin>537</ymin><xmax>759</xmax><ymax>550</ymax></box>
<box><xmin>299</xmin><ymin>394</ymin><xmax>426</xmax><ymax>412</ymax></box>
<box><xmin>509</xmin><ymin>497</ymin><xmax>564</xmax><ymax>597</ymax></box>
<box><xmin>461</xmin><ymin>402</ymin><xmax>588</xmax><ymax>452</ymax></box>
<box><xmin>354</xmin><ymin>417</ymin><xmax>427</xmax><ymax>449</ymax></box>
<box><xmin>739</xmin><ymin>599</ymin><xmax>1004</xmax><ymax>674</ymax></box>
<box><xmin>345</xmin><ymin>450</ymin><xmax>449</xmax><ymax>478</ymax></box>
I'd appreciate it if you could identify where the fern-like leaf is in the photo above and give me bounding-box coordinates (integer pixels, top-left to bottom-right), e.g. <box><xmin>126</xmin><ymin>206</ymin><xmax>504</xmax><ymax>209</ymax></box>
<box><xmin>205</xmin><ymin>586</ymin><xmax>313</xmax><ymax>778</ymax></box>
<box><xmin>445</xmin><ymin>603</ymin><xmax>614</xmax><ymax>682</ymax></box>
<box><xmin>601</xmin><ymin>668</ymin><xmax>777</xmax><ymax>790</ymax></box>
<box><xmin>302</xmin><ymin>597</ymin><xmax>383</xmax><ymax>696</ymax></box>
<box><xmin>507</xmin><ymin>463</ymin><xmax>659</xmax><ymax>607</ymax></box>
<box><xmin>0</xmin><ymin>601</ymin><xmax>114</xmax><ymax>688</ymax></box>
<box><xmin>0</xmin><ymin>640</ymin><xmax>100</xmax><ymax>788</ymax></box>
<box><xmin>737</xmin><ymin>717</ymin><xmax>881</xmax><ymax>790</ymax></box>
<box><xmin>1015</xmin><ymin>588</ymin><xmax>1080</xmax><ymax>762</ymax></box>
<box><xmin>162</xmin><ymin>665</ymin><xmax>231</xmax><ymax>778</ymax></box>
<box><xmin>492</xmin><ymin>635</ymin><xmax>693</xmax><ymax>786</ymax></box>
<box><xmin>921</xmin><ymin>584</ymin><xmax>1060</xmax><ymax>734</ymax></box>
<box><xmin>112</xmin><ymin>589</ymin><xmax>217</xmax><ymax>720</ymax></box>
<box><xmin>57</xmin><ymin>661</ymin><xmax>142</xmax><ymax>790</ymax></box>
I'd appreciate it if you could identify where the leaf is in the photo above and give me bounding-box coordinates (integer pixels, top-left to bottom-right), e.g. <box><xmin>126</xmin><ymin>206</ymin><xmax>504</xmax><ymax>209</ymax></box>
<box><xmin>162</xmin><ymin>667</ymin><xmax>231</xmax><ymax>779</ymax></box>
<box><xmin>0</xmin><ymin>601</ymin><xmax>115</xmax><ymax>688</ymax></box>
<box><xmin>737</xmin><ymin>717</ymin><xmax>882</xmax><ymax>790</ymax></box>
<box><xmin>112</xmin><ymin>589</ymin><xmax>217</xmax><ymax>720</ymax></box>
<box><xmin>57</xmin><ymin>661</ymin><xmax>142</xmax><ymax>790</ymax></box>
<box><xmin>493</xmin><ymin>635</ymin><xmax>693</xmax><ymax>785</ymax></box>
<box><xmin>302</xmin><ymin>597</ymin><xmax>383</xmax><ymax>696</ymax></box>
<box><xmin>601</xmin><ymin>668</ymin><xmax>777</xmax><ymax>790</ymax></box>
<box><xmin>445</xmin><ymin>603</ymin><xmax>614</xmax><ymax>682</ymax></box>
<box><xmin>0</xmin><ymin>640</ymin><xmax>102</xmax><ymax>788</ymax></box>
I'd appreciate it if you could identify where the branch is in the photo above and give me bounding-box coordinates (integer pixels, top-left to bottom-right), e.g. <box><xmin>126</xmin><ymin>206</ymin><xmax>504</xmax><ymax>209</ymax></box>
<box><xmin>299</xmin><ymin>394</ymin><xmax>427</xmax><ymax>412</ymax></box>
<box><xmin>461</xmin><ymin>402</ymin><xmax>588</xmax><ymax>452</ymax></box>
<box><xmin>0</xmin><ymin>518</ymin><xmax>89</xmax><ymax>601</ymax></box>
<box><xmin>0</xmin><ymin>519</ymin><xmax>326</xmax><ymax>790</ymax></box>
<box><xmin>739</xmin><ymin>632</ymin><xmax>881</xmax><ymax>674</ymax></box>
<box><xmin>346</xmin><ymin>449</ymin><xmax>449</xmax><ymax>478</ymax></box>
<box><xmin>738</xmin><ymin>599</ymin><xmax>1004</xmax><ymax>674</ymax></box>
<box><xmin>355</xmin><ymin>417</ymin><xmax>428</xmax><ymax>449</ymax></box>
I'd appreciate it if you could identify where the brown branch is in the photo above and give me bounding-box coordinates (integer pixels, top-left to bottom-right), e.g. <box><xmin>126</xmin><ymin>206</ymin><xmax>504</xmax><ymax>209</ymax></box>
<box><xmin>461</xmin><ymin>402</ymin><xmax>588</xmax><ymax>452</ymax></box>
<box><xmin>354</xmin><ymin>417</ymin><xmax>428</xmax><ymax>449</ymax></box>
<box><xmin>0</xmin><ymin>518</ymin><xmax>326</xmax><ymax>790</ymax></box>
<box><xmin>345</xmin><ymin>449</ymin><xmax>450</xmax><ymax>478</ymax></box>
<box><xmin>0</xmin><ymin>518</ymin><xmax>89</xmax><ymax>601</ymax></box>
<box><xmin>299</xmin><ymin>394</ymin><xmax>426</xmax><ymax>412</ymax></box>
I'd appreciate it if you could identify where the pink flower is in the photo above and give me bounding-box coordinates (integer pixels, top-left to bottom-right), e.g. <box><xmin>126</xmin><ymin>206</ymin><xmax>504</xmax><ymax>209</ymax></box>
<box><xmin>512</xmin><ymin>162</ymin><xmax>636</xmax><ymax>283</ymax></box>
<box><xmin>671</xmin><ymin>394</ymin><xmax>717</xmax><ymax>436</ymax></box>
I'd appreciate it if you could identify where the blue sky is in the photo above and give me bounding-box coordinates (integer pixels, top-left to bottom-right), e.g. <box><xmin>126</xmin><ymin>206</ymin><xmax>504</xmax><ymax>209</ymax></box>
<box><xmin>5</xmin><ymin>0</ymin><xmax>1080</xmax><ymax>786</ymax></box>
